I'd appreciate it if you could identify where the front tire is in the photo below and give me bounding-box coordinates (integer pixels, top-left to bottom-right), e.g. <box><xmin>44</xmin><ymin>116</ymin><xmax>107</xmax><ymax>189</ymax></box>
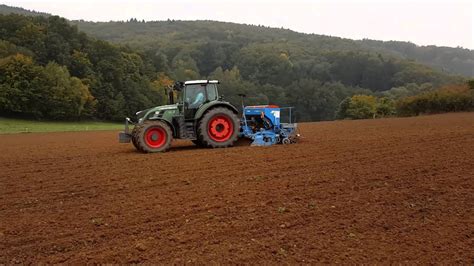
<box><xmin>135</xmin><ymin>121</ymin><xmax>172</xmax><ymax>153</ymax></box>
<box><xmin>197</xmin><ymin>107</ymin><xmax>239</xmax><ymax>148</ymax></box>
<box><xmin>131</xmin><ymin>125</ymin><xmax>140</xmax><ymax>150</ymax></box>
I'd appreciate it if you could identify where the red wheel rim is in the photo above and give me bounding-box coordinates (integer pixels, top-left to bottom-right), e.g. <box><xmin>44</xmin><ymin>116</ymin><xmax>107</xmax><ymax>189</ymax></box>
<box><xmin>208</xmin><ymin>115</ymin><xmax>233</xmax><ymax>142</ymax></box>
<box><xmin>145</xmin><ymin>127</ymin><xmax>167</xmax><ymax>148</ymax></box>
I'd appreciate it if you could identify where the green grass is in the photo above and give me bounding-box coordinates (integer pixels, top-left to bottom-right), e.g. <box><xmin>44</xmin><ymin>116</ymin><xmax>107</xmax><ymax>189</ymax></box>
<box><xmin>0</xmin><ymin>117</ymin><xmax>123</xmax><ymax>134</ymax></box>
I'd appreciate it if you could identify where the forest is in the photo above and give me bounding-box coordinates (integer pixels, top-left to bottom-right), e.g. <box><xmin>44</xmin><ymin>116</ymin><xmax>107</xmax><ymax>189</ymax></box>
<box><xmin>0</xmin><ymin>14</ymin><xmax>165</xmax><ymax>120</ymax></box>
<box><xmin>0</xmin><ymin>5</ymin><xmax>472</xmax><ymax>121</ymax></box>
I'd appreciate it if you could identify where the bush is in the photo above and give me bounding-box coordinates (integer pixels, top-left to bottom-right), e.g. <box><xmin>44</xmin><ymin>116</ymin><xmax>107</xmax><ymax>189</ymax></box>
<box><xmin>376</xmin><ymin>97</ymin><xmax>395</xmax><ymax>117</ymax></box>
<box><xmin>336</xmin><ymin>95</ymin><xmax>394</xmax><ymax>120</ymax></box>
<box><xmin>347</xmin><ymin>95</ymin><xmax>377</xmax><ymax>119</ymax></box>
<box><xmin>468</xmin><ymin>80</ymin><xmax>474</xmax><ymax>90</ymax></box>
<box><xmin>395</xmin><ymin>84</ymin><xmax>473</xmax><ymax>116</ymax></box>
<box><xmin>336</xmin><ymin>97</ymin><xmax>351</xmax><ymax>119</ymax></box>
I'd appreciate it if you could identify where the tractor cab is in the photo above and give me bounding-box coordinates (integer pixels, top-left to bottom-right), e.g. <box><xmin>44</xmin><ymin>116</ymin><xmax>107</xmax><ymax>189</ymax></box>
<box><xmin>165</xmin><ymin>80</ymin><xmax>220</xmax><ymax>119</ymax></box>
<box><xmin>180</xmin><ymin>80</ymin><xmax>219</xmax><ymax>119</ymax></box>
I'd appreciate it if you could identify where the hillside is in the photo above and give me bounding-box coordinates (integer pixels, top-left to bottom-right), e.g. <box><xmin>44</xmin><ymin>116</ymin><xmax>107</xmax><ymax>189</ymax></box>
<box><xmin>73</xmin><ymin>20</ymin><xmax>474</xmax><ymax>78</ymax></box>
<box><xmin>0</xmin><ymin>4</ymin><xmax>471</xmax><ymax>121</ymax></box>
<box><xmin>359</xmin><ymin>39</ymin><xmax>474</xmax><ymax>77</ymax></box>
<box><xmin>0</xmin><ymin>4</ymin><xmax>50</xmax><ymax>17</ymax></box>
<box><xmin>71</xmin><ymin>19</ymin><xmax>469</xmax><ymax>120</ymax></box>
<box><xmin>0</xmin><ymin>4</ymin><xmax>472</xmax><ymax>78</ymax></box>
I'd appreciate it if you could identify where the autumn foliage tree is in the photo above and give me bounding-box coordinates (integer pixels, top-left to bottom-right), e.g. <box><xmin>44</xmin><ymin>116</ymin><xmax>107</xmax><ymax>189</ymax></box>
<box><xmin>0</xmin><ymin>14</ymin><xmax>167</xmax><ymax>120</ymax></box>
<box><xmin>336</xmin><ymin>95</ymin><xmax>395</xmax><ymax>119</ymax></box>
<box><xmin>336</xmin><ymin>95</ymin><xmax>376</xmax><ymax>119</ymax></box>
<box><xmin>396</xmin><ymin>84</ymin><xmax>473</xmax><ymax>116</ymax></box>
<box><xmin>0</xmin><ymin>54</ymin><xmax>95</xmax><ymax>119</ymax></box>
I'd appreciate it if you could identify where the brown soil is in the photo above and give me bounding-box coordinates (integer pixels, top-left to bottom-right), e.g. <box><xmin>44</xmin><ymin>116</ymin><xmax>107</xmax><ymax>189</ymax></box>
<box><xmin>1</xmin><ymin>113</ymin><xmax>473</xmax><ymax>263</ymax></box>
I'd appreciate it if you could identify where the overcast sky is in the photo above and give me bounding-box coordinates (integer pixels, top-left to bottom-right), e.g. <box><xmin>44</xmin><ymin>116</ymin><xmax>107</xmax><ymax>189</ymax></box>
<box><xmin>3</xmin><ymin>0</ymin><xmax>473</xmax><ymax>49</ymax></box>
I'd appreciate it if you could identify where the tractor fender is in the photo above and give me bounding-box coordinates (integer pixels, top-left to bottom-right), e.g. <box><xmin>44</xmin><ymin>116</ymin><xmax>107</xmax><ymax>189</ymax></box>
<box><xmin>148</xmin><ymin>117</ymin><xmax>176</xmax><ymax>137</ymax></box>
<box><xmin>194</xmin><ymin>101</ymin><xmax>239</xmax><ymax>121</ymax></box>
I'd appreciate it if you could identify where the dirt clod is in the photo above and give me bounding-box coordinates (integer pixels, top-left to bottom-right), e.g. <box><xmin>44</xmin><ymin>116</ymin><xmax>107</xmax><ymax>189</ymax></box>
<box><xmin>135</xmin><ymin>242</ymin><xmax>147</xmax><ymax>251</ymax></box>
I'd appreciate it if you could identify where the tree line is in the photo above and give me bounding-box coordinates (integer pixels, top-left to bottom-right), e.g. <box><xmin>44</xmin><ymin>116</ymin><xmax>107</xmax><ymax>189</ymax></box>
<box><xmin>336</xmin><ymin>82</ymin><xmax>474</xmax><ymax>119</ymax></box>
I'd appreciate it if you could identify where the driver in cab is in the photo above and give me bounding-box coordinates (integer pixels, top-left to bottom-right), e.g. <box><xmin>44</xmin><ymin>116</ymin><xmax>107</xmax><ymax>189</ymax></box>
<box><xmin>188</xmin><ymin>86</ymin><xmax>205</xmax><ymax>108</ymax></box>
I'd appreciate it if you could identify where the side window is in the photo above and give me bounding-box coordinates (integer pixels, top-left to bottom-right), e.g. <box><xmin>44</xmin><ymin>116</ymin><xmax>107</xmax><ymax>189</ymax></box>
<box><xmin>207</xmin><ymin>84</ymin><xmax>217</xmax><ymax>101</ymax></box>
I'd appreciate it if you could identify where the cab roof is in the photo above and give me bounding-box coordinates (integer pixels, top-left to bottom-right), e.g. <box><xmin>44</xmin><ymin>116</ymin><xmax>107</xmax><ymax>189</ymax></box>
<box><xmin>184</xmin><ymin>80</ymin><xmax>219</xmax><ymax>85</ymax></box>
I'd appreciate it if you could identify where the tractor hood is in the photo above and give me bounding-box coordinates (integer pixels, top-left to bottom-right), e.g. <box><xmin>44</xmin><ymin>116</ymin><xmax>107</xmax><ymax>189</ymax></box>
<box><xmin>155</xmin><ymin>104</ymin><xmax>179</xmax><ymax>111</ymax></box>
<box><xmin>135</xmin><ymin>104</ymin><xmax>178</xmax><ymax>120</ymax></box>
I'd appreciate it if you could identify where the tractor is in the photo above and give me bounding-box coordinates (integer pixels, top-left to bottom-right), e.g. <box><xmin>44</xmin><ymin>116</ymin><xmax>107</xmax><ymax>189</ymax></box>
<box><xmin>119</xmin><ymin>80</ymin><xmax>298</xmax><ymax>152</ymax></box>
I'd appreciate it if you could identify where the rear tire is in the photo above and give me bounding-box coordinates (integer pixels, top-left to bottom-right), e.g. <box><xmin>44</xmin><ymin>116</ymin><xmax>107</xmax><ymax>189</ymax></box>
<box><xmin>135</xmin><ymin>121</ymin><xmax>172</xmax><ymax>153</ymax></box>
<box><xmin>197</xmin><ymin>107</ymin><xmax>239</xmax><ymax>148</ymax></box>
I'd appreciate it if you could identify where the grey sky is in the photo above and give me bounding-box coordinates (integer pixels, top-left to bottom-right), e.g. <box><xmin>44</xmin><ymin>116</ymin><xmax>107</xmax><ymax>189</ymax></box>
<box><xmin>3</xmin><ymin>0</ymin><xmax>473</xmax><ymax>49</ymax></box>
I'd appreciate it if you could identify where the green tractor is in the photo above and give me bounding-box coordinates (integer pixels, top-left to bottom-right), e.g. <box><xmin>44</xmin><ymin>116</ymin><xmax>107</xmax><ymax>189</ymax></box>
<box><xmin>119</xmin><ymin>80</ymin><xmax>240</xmax><ymax>153</ymax></box>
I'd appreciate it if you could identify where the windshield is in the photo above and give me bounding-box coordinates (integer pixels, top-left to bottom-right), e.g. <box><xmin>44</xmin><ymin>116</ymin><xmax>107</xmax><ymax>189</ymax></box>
<box><xmin>185</xmin><ymin>84</ymin><xmax>206</xmax><ymax>108</ymax></box>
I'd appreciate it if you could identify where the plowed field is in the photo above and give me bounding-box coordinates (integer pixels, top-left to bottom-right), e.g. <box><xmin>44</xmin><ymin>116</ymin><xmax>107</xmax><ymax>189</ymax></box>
<box><xmin>1</xmin><ymin>113</ymin><xmax>473</xmax><ymax>263</ymax></box>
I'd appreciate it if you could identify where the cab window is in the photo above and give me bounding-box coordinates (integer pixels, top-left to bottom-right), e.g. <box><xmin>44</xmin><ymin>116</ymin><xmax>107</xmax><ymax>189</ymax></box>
<box><xmin>206</xmin><ymin>84</ymin><xmax>218</xmax><ymax>101</ymax></box>
<box><xmin>185</xmin><ymin>84</ymin><xmax>206</xmax><ymax>108</ymax></box>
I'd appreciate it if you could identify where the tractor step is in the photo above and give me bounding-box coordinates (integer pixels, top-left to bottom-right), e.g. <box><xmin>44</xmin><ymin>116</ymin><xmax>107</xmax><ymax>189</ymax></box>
<box><xmin>172</xmin><ymin>115</ymin><xmax>186</xmax><ymax>139</ymax></box>
<box><xmin>172</xmin><ymin>115</ymin><xmax>196</xmax><ymax>139</ymax></box>
<box><xmin>185</xmin><ymin>121</ymin><xmax>196</xmax><ymax>139</ymax></box>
